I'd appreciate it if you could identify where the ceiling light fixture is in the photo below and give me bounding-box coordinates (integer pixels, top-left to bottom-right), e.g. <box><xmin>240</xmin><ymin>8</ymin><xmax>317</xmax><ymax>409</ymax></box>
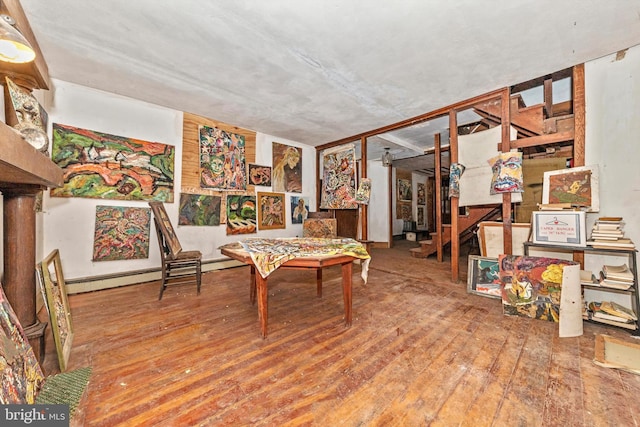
<box><xmin>382</xmin><ymin>147</ymin><xmax>392</xmax><ymax>167</ymax></box>
<box><xmin>0</xmin><ymin>13</ymin><xmax>35</xmax><ymax>63</ymax></box>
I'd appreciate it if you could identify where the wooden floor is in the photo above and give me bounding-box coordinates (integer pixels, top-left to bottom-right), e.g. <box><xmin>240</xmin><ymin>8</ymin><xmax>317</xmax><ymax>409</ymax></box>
<box><xmin>41</xmin><ymin>240</ymin><xmax>640</xmax><ymax>426</ymax></box>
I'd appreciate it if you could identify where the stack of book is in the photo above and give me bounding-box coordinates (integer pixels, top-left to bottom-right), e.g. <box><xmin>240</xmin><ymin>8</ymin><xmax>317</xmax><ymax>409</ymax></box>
<box><xmin>586</xmin><ymin>217</ymin><xmax>635</xmax><ymax>249</ymax></box>
<box><xmin>598</xmin><ymin>263</ymin><xmax>635</xmax><ymax>290</ymax></box>
<box><xmin>587</xmin><ymin>300</ymin><xmax>638</xmax><ymax>330</ymax></box>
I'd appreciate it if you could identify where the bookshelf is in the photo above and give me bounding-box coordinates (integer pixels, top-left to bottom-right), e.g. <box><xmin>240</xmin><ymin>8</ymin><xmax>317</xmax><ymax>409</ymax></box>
<box><xmin>523</xmin><ymin>241</ymin><xmax>639</xmax><ymax>335</ymax></box>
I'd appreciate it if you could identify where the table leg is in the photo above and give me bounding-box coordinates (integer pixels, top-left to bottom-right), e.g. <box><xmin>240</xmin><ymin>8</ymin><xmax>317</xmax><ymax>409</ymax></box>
<box><xmin>341</xmin><ymin>261</ymin><xmax>353</xmax><ymax>326</ymax></box>
<box><xmin>256</xmin><ymin>273</ymin><xmax>269</xmax><ymax>338</ymax></box>
<box><xmin>250</xmin><ymin>265</ymin><xmax>257</xmax><ymax>305</ymax></box>
<box><xmin>316</xmin><ymin>268</ymin><xmax>323</xmax><ymax>298</ymax></box>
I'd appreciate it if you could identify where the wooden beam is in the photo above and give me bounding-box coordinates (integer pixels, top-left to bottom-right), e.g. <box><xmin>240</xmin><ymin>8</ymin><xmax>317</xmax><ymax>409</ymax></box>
<box><xmin>449</xmin><ymin>111</ymin><xmax>459</xmax><ymax>282</ymax></box>
<box><xmin>434</xmin><ymin>133</ymin><xmax>442</xmax><ymax>263</ymax></box>
<box><xmin>573</xmin><ymin>64</ymin><xmax>586</xmax><ymax>167</ymax></box>
<box><xmin>507</xmin><ymin>130</ymin><xmax>574</xmax><ymax>149</ymax></box>
<box><xmin>501</xmin><ymin>89</ymin><xmax>513</xmax><ymax>255</ymax></box>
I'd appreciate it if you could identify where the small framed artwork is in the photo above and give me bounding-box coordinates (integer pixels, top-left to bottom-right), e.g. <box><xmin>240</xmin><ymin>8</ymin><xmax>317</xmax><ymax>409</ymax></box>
<box><xmin>467</xmin><ymin>256</ymin><xmax>502</xmax><ymax>299</ymax></box>
<box><xmin>38</xmin><ymin>249</ymin><xmax>74</xmax><ymax>372</ymax></box>
<box><xmin>248</xmin><ymin>164</ymin><xmax>272</xmax><ymax>186</ymax></box>
<box><xmin>397</xmin><ymin>178</ymin><xmax>412</xmax><ymax>202</ymax></box>
<box><xmin>542</xmin><ymin>165</ymin><xmax>599</xmax><ymax>212</ymax></box>
<box><xmin>531</xmin><ymin>210</ymin><xmax>587</xmax><ymax>247</ymax></box>
<box><xmin>257</xmin><ymin>191</ymin><xmax>286</xmax><ymax>230</ymax></box>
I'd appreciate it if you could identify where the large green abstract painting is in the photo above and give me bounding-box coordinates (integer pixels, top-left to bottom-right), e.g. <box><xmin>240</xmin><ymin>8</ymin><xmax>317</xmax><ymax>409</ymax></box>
<box><xmin>51</xmin><ymin>123</ymin><xmax>175</xmax><ymax>201</ymax></box>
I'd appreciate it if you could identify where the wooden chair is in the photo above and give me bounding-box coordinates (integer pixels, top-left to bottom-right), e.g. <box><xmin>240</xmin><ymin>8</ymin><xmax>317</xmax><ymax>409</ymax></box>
<box><xmin>149</xmin><ymin>202</ymin><xmax>202</xmax><ymax>300</ymax></box>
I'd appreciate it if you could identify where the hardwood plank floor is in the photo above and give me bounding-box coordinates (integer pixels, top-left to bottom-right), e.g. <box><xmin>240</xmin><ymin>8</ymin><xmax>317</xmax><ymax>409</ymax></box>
<box><xmin>41</xmin><ymin>241</ymin><xmax>640</xmax><ymax>426</ymax></box>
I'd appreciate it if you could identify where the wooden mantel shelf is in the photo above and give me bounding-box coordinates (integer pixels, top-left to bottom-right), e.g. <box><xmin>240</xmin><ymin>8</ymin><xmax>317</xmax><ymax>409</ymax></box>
<box><xmin>0</xmin><ymin>121</ymin><xmax>62</xmax><ymax>188</ymax></box>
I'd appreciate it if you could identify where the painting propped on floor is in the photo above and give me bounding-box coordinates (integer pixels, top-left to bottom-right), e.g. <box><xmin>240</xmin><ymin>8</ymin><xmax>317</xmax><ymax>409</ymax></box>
<box><xmin>593</xmin><ymin>334</ymin><xmax>640</xmax><ymax>375</ymax></box>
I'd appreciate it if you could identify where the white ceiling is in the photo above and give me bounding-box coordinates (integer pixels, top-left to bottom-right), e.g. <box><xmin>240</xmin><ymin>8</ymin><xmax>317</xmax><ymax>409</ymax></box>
<box><xmin>20</xmin><ymin>0</ymin><xmax>640</xmax><ymax>165</ymax></box>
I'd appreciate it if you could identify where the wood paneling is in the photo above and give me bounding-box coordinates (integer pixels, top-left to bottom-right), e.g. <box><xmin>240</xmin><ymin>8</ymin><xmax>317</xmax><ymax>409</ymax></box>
<box><xmin>45</xmin><ymin>241</ymin><xmax>640</xmax><ymax>426</ymax></box>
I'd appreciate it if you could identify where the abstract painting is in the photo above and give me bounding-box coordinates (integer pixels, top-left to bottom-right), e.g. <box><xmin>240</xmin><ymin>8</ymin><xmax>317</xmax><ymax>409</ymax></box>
<box><xmin>542</xmin><ymin>165</ymin><xmax>599</xmax><ymax>212</ymax></box>
<box><xmin>291</xmin><ymin>196</ymin><xmax>309</xmax><ymax>224</ymax></box>
<box><xmin>302</xmin><ymin>218</ymin><xmax>337</xmax><ymax>238</ymax></box>
<box><xmin>320</xmin><ymin>145</ymin><xmax>357</xmax><ymax>209</ymax></box>
<box><xmin>0</xmin><ymin>284</ymin><xmax>44</xmax><ymax>403</ymax></box>
<box><xmin>39</xmin><ymin>249</ymin><xmax>74</xmax><ymax>372</ymax></box>
<box><xmin>199</xmin><ymin>124</ymin><xmax>247</xmax><ymax>190</ymax></box>
<box><xmin>258</xmin><ymin>192</ymin><xmax>286</xmax><ymax>230</ymax></box>
<box><xmin>417</xmin><ymin>206</ymin><xmax>425</xmax><ymax>227</ymax></box>
<box><xmin>226</xmin><ymin>194</ymin><xmax>257</xmax><ymax>235</ymax></box>
<box><xmin>498</xmin><ymin>255</ymin><xmax>578</xmax><ymax>322</ymax></box>
<box><xmin>467</xmin><ymin>256</ymin><xmax>501</xmax><ymax>299</ymax></box>
<box><xmin>178</xmin><ymin>193</ymin><xmax>221</xmax><ymax>226</ymax></box>
<box><xmin>272</xmin><ymin>142</ymin><xmax>302</xmax><ymax>193</ymax></box>
<box><xmin>448</xmin><ymin>163</ymin><xmax>465</xmax><ymax>198</ymax></box>
<box><xmin>93</xmin><ymin>206</ymin><xmax>151</xmax><ymax>261</ymax></box>
<box><xmin>51</xmin><ymin>123</ymin><xmax>175</xmax><ymax>201</ymax></box>
<box><xmin>248</xmin><ymin>163</ymin><xmax>272</xmax><ymax>186</ymax></box>
<box><xmin>488</xmin><ymin>151</ymin><xmax>524</xmax><ymax>194</ymax></box>
<box><xmin>417</xmin><ymin>182</ymin><xmax>426</xmax><ymax>205</ymax></box>
<box><xmin>355</xmin><ymin>178</ymin><xmax>371</xmax><ymax>205</ymax></box>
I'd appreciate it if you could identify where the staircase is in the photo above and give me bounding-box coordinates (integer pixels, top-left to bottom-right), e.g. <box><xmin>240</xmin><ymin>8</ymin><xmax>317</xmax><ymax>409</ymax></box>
<box><xmin>409</xmin><ymin>206</ymin><xmax>501</xmax><ymax>258</ymax></box>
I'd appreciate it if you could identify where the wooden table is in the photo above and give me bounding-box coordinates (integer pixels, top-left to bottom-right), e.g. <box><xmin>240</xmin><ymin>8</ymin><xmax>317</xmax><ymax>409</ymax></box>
<box><xmin>220</xmin><ymin>245</ymin><xmax>357</xmax><ymax>338</ymax></box>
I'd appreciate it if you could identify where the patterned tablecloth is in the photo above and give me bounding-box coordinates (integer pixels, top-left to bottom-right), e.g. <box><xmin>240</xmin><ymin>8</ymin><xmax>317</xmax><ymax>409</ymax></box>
<box><xmin>220</xmin><ymin>237</ymin><xmax>371</xmax><ymax>281</ymax></box>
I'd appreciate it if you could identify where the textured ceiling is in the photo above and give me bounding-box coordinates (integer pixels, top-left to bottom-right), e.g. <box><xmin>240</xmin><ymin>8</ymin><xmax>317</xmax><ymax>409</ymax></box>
<box><xmin>20</xmin><ymin>0</ymin><xmax>640</xmax><ymax>164</ymax></box>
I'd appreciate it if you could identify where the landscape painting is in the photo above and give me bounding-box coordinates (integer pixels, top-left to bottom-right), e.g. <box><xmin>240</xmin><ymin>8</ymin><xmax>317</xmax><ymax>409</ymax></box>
<box><xmin>178</xmin><ymin>193</ymin><xmax>221</xmax><ymax>226</ymax></box>
<box><xmin>226</xmin><ymin>194</ymin><xmax>257</xmax><ymax>235</ymax></box>
<box><xmin>50</xmin><ymin>123</ymin><xmax>175</xmax><ymax>201</ymax></box>
<box><xmin>93</xmin><ymin>206</ymin><xmax>151</xmax><ymax>261</ymax></box>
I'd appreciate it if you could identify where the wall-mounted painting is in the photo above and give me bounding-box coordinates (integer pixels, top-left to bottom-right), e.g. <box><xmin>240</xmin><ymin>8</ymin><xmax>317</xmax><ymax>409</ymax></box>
<box><xmin>0</xmin><ymin>284</ymin><xmax>44</xmax><ymax>403</ymax></box>
<box><xmin>38</xmin><ymin>249</ymin><xmax>74</xmax><ymax>372</ymax></box>
<box><xmin>291</xmin><ymin>196</ymin><xmax>309</xmax><ymax>224</ymax></box>
<box><xmin>50</xmin><ymin>123</ymin><xmax>175</xmax><ymax>201</ymax></box>
<box><xmin>93</xmin><ymin>206</ymin><xmax>151</xmax><ymax>261</ymax></box>
<box><xmin>178</xmin><ymin>193</ymin><xmax>221</xmax><ymax>226</ymax></box>
<box><xmin>272</xmin><ymin>142</ymin><xmax>302</xmax><ymax>193</ymax></box>
<box><xmin>417</xmin><ymin>206</ymin><xmax>425</xmax><ymax>227</ymax></box>
<box><xmin>542</xmin><ymin>165</ymin><xmax>599</xmax><ymax>212</ymax></box>
<box><xmin>226</xmin><ymin>194</ymin><xmax>257</xmax><ymax>235</ymax></box>
<box><xmin>397</xmin><ymin>178</ymin><xmax>412</xmax><ymax>202</ymax></box>
<box><xmin>248</xmin><ymin>163</ymin><xmax>272</xmax><ymax>186</ymax></box>
<box><xmin>199</xmin><ymin>125</ymin><xmax>246</xmax><ymax>191</ymax></box>
<box><xmin>258</xmin><ymin>192</ymin><xmax>286</xmax><ymax>230</ymax></box>
<box><xmin>417</xmin><ymin>182</ymin><xmax>426</xmax><ymax>205</ymax></box>
<box><xmin>355</xmin><ymin>178</ymin><xmax>371</xmax><ymax>205</ymax></box>
<box><xmin>320</xmin><ymin>145</ymin><xmax>357</xmax><ymax>209</ymax></box>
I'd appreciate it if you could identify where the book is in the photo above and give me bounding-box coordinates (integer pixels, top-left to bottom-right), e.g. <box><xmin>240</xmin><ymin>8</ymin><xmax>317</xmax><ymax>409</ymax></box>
<box><xmin>598</xmin><ymin>271</ymin><xmax>633</xmax><ymax>290</ymax></box>
<box><xmin>589</xmin><ymin>316</ymin><xmax>638</xmax><ymax>330</ymax></box>
<box><xmin>594</xmin><ymin>311</ymin><xmax>634</xmax><ymax>323</ymax></box>
<box><xmin>587</xmin><ymin>239</ymin><xmax>636</xmax><ymax>249</ymax></box>
<box><xmin>601</xmin><ymin>301</ymin><xmax>638</xmax><ymax>321</ymax></box>
<box><xmin>580</xmin><ymin>270</ymin><xmax>599</xmax><ymax>286</ymax></box>
<box><xmin>602</xmin><ymin>263</ymin><xmax>634</xmax><ymax>281</ymax></box>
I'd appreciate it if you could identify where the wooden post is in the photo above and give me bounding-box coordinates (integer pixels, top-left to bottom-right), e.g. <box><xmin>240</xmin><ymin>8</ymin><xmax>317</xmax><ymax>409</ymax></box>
<box><xmin>434</xmin><ymin>134</ymin><xmax>443</xmax><ymax>262</ymax></box>
<box><xmin>501</xmin><ymin>89</ymin><xmax>513</xmax><ymax>255</ymax></box>
<box><xmin>449</xmin><ymin>110</ymin><xmax>459</xmax><ymax>281</ymax></box>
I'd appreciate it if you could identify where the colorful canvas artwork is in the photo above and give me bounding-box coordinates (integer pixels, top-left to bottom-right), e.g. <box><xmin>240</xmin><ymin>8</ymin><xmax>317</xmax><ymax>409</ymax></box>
<box><xmin>448</xmin><ymin>163</ymin><xmax>465</xmax><ymax>198</ymax></box>
<box><xmin>397</xmin><ymin>178</ymin><xmax>412</xmax><ymax>202</ymax></box>
<box><xmin>178</xmin><ymin>193</ymin><xmax>221</xmax><ymax>226</ymax></box>
<box><xmin>258</xmin><ymin>192</ymin><xmax>286</xmax><ymax>230</ymax></box>
<box><xmin>302</xmin><ymin>218</ymin><xmax>337</xmax><ymax>238</ymax></box>
<box><xmin>50</xmin><ymin>123</ymin><xmax>175</xmax><ymax>201</ymax></box>
<box><xmin>467</xmin><ymin>256</ymin><xmax>501</xmax><ymax>299</ymax></box>
<box><xmin>398</xmin><ymin>203</ymin><xmax>412</xmax><ymax>221</ymax></box>
<box><xmin>272</xmin><ymin>142</ymin><xmax>302</xmax><ymax>193</ymax></box>
<box><xmin>417</xmin><ymin>182</ymin><xmax>426</xmax><ymax>205</ymax></box>
<box><xmin>355</xmin><ymin>178</ymin><xmax>371</xmax><ymax>205</ymax></box>
<box><xmin>417</xmin><ymin>206</ymin><xmax>425</xmax><ymax>226</ymax></box>
<box><xmin>199</xmin><ymin>125</ymin><xmax>247</xmax><ymax>190</ymax></box>
<box><xmin>291</xmin><ymin>196</ymin><xmax>309</xmax><ymax>224</ymax></box>
<box><xmin>542</xmin><ymin>165</ymin><xmax>599</xmax><ymax>211</ymax></box>
<box><xmin>92</xmin><ymin>206</ymin><xmax>151</xmax><ymax>261</ymax></box>
<box><xmin>488</xmin><ymin>151</ymin><xmax>524</xmax><ymax>194</ymax></box>
<box><xmin>0</xmin><ymin>284</ymin><xmax>44</xmax><ymax>403</ymax></box>
<box><xmin>248</xmin><ymin>164</ymin><xmax>272</xmax><ymax>186</ymax></box>
<box><xmin>498</xmin><ymin>255</ymin><xmax>578</xmax><ymax>322</ymax></box>
<box><xmin>320</xmin><ymin>145</ymin><xmax>357</xmax><ymax>209</ymax></box>
<box><xmin>226</xmin><ymin>194</ymin><xmax>257</xmax><ymax>235</ymax></box>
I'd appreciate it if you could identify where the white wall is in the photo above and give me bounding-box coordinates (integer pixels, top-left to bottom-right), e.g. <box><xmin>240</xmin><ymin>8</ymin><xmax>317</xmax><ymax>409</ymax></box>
<box><xmin>366</xmin><ymin>160</ymin><xmax>390</xmax><ymax>242</ymax></box>
<box><xmin>40</xmin><ymin>80</ymin><xmax>315</xmax><ymax>281</ymax></box>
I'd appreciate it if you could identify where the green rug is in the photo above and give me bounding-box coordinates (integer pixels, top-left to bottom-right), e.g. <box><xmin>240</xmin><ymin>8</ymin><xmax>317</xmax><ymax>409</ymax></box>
<box><xmin>35</xmin><ymin>367</ymin><xmax>92</xmax><ymax>417</ymax></box>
